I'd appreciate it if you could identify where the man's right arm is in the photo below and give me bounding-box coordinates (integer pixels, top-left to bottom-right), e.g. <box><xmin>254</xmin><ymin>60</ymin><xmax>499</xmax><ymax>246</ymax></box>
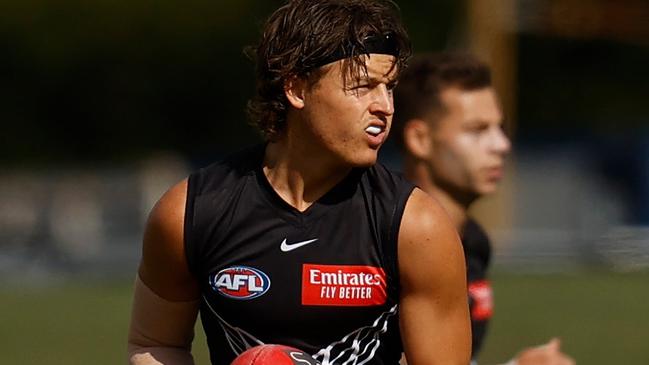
<box><xmin>503</xmin><ymin>338</ymin><xmax>575</xmax><ymax>365</ymax></box>
<box><xmin>398</xmin><ymin>188</ymin><xmax>472</xmax><ymax>365</ymax></box>
<box><xmin>128</xmin><ymin>179</ymin><xmax>201</xmax><ymax>365</ymax></box>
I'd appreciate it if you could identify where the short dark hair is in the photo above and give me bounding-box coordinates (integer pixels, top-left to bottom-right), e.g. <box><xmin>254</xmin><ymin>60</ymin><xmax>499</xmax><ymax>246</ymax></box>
<box><xmin>392</xmin><ymin>52</ymin><xmax>492</xmax><ymax>150</ymax></box>
<box><xmin>247</xmin><ymin>0</ymin><xmax>411</xmax><ymax>141</ymax></box>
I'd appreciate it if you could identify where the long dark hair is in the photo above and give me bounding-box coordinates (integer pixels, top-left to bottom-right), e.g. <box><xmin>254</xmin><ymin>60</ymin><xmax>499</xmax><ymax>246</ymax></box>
<box><xmin>247</xmin><ymin>0</ymin><xmax>411</xmax><ymax>141</ymax></box>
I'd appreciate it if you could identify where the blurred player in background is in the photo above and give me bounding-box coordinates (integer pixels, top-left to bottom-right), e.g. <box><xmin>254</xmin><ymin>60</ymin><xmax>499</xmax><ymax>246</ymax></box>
<box><xmin>392</xmin><ymin>52</ymin><xmax>575</xmax><ymax>365</ymax></box>
<box><xmin>127</xmin><ymin>1</ymin><xmax>471</xmax><ymax>365</ymax></box>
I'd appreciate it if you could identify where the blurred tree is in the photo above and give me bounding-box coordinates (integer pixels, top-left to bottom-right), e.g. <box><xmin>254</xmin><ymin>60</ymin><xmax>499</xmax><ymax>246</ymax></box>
<box><xmin>0</xmin><ymin>0</ymin><xmax>461</xmax><ymax>165</ymax></box>
<box><xmin>4</xmin><ymin>0</ymin><xmax>645</xmax><ymax>166</ymax></box>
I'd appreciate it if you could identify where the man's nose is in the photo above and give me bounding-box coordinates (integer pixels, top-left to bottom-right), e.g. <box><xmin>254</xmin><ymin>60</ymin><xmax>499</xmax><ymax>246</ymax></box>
<box><xmin>369</xmin><ymin>84</ymin><xmax>394</xmax><ymax>116</ymax></box>
<box><xmin>491</xmin><ymin>127</ymin><xmax>511</xmax><ymax>155</ymax></box>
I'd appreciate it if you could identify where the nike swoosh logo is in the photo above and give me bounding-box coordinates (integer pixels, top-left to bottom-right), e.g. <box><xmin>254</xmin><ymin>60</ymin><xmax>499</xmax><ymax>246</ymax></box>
<box><xmin>280</xmin><ymin>238</ymin><xmax>318</xmax><ymax>252</ymax></box>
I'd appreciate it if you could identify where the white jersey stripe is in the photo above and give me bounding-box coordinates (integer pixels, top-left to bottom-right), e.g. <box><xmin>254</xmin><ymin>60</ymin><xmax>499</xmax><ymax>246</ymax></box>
<box><xmin>315</xmin><ymin>304</ymin><xmax>398</xmax><ymax>365</ymax></box>
<box><xmin>203</xmin><ymin>295</ymin><xmax>265</xmax><ymax>355</ymax></box>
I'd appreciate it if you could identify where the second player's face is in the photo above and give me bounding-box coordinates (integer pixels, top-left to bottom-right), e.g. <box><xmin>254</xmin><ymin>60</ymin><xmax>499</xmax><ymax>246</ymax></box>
<box><xmin>300</xmin><ymin>54</ymin><xmax>397</xmax><ymax>167</ymax></box>
<box><xmin>429</xmin><ymin>87</ymin><xmax>511</xmax><ymax>196</ymax></box>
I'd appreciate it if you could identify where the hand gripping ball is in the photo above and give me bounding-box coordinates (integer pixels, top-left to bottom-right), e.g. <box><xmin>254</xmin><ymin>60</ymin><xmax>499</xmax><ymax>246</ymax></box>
<box><xmin>230</xmin><ymin>344</ymin><xmax>320</xmax><ymax>365</ymax></box>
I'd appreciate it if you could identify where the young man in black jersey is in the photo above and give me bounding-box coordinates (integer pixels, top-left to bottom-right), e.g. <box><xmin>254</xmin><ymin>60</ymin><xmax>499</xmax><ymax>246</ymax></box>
<box><xmin>127</xmin><ymin>2</ymin><xmax>470</xmax><ymax>365</ymax></box>
<box><xmin>393</xmin><ymin>52</ymin><xmax>575</xmax><ymax>365</ymax></box>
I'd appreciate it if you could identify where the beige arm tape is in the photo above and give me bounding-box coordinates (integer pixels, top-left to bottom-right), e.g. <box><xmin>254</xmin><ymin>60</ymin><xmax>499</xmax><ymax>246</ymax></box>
<box><xmin>127</xmin><ymin>274</ymin><xmax>200</xmax><ymax>365</ymax></box>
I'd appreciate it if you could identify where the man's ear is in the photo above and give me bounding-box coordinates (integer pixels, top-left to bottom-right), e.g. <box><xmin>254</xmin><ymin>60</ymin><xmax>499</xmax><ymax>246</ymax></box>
<box><xmin>403</xmin><ymin>119</ymin><xmax>432</xmax><ymax>160</ymax></box>
<box><xmin>284</xmin><ymin>76</ymin><xmax>306</xmax><ymax>109</ymax></box>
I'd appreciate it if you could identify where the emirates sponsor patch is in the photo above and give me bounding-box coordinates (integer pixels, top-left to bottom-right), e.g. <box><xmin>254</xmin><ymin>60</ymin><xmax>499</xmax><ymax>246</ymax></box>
<box><xmin>302</xmin><ymin>264</ymin><xmax>387</xmax><ymax>306</ymax></box>
<box><xmin>468</xmin><ymin>279</ymin><xmax>493</xmax><ymax>320</ymax></box>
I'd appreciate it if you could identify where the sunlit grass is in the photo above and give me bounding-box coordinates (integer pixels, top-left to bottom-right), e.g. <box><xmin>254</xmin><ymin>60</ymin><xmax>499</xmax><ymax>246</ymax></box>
<box><xmin>1</xmin><ymin>270</ymin><xmax>647</xmax><ymax>364</ymax></box>
<box><xmin>478</xmin><ymin>270</ymin><xmax>649</xmax><ymax>364</ymax></box>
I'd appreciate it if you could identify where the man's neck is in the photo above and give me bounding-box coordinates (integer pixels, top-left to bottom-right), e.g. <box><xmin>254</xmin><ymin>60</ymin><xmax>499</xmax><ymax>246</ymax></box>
<box><xmin>263</xmin><ymin>138</ymin><xmax>351</xmax><ymax>212</ymax></box>
<box><xmin>427</xmin><ymin>186</ymin><xmax>469</xmax><ymax>231</ymax></box>
<box><xmin>404</xmin><ymin>158</ymin><xmax>470</xmax><ymax>231</ymax></box>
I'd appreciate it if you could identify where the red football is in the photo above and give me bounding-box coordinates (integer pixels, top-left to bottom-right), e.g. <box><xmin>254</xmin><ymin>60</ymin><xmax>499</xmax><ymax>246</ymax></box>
<box><xmin>230</xmin><ymin>344</ymin><xmax>320</xmax><ymax>365</ymax></box>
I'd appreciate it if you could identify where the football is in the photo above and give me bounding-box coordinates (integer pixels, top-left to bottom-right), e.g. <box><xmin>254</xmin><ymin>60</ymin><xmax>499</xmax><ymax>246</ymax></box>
<box><xmin>230</xmin><ymin>344</ymin><xmax>320</xmax><ymax>365</ymax></box>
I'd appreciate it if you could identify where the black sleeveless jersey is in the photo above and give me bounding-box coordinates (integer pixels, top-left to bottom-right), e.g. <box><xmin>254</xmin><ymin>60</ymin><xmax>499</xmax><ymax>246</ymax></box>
<box><xmin>184</xmin><ymin>145</ymin><xmax>415</xmax><ymax>365</ymax></box>
<box><xmin>461</xmin><ymin>218</ymin><xmax>493</xmax><ymax>358</ymax></box>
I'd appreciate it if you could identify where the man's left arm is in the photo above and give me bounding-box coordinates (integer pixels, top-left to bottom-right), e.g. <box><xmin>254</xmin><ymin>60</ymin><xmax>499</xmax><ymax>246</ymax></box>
<box><xmin>398</xmin><ymin>188</ymin><xmax>471</xmax><ymax>365</ymax></box>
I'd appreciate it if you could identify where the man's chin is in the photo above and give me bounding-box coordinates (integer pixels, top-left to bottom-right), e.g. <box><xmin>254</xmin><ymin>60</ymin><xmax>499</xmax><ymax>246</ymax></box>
<box><xmin>351</xmin><ymin>160</ymin><xmax>377</xmax><ymax>168</ymax></box>
<box><xmin>345</xmin><ymin>151</ymin><xmax>378</xmax><ymax>168</ymax></box>
<box><xmin>476</xmin><ymin>184</ymin><xmax>499</xmax><ymax>196</ymax></box>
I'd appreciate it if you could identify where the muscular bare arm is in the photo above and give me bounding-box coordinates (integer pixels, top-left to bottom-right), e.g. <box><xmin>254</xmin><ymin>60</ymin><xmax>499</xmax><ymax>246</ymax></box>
<box><xmin>128</xmin><ymin>179</ymin><xmax>201</xmax><ymax>364</ymax></box>
<box><xmin>398</xmin><ymin>188</ymin><xmax>471</xmax><ymax>365</ymax></box>
<box><xmin>508</xmin><ymin>338</ymin><xmax>575</xmax><ymax>365</ymax></box>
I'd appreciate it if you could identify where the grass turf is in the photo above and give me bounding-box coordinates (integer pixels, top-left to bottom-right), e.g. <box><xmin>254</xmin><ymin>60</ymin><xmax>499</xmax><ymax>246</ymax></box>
<box><xmin>477</xmin><ymin>270</ymin><xmax>649</xmax><ymax>364</ymax></box>
<box><xmin>0</xmin><ymin>270</ymin><xmax>647</xmax><ymax>364</ymax></box>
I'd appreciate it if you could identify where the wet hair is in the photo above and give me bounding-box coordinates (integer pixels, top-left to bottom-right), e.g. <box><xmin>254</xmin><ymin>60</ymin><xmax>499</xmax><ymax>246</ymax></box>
<box><xmin>392</xmin><ymin>52</ymin><xmax>492</xmax><ymax>150</ymax></box>
<box><xmin>247</xmin><ymin>0</ymin><xmax>411</xmax><ymax>141</ymax></box>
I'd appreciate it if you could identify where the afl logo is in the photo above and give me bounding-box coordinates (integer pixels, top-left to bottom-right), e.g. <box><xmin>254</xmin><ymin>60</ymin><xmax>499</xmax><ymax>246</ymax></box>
<box><xmin>210</xmin><ymin>266</ymin><xmax>271</xmax><ymax>300</ymax></box>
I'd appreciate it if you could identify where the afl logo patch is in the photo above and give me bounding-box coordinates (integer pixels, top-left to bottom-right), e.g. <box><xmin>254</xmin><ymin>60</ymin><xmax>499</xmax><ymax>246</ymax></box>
<box><xmin>209</xmin><ymin>266</ymin><xmax>271</xmax><ymax>300</ymax></box>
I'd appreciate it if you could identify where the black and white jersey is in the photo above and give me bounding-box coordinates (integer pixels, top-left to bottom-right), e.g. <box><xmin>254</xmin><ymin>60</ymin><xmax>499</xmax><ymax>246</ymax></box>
<box><xmin>184</xmin><ymin>145</ymin><xmax>415</xmax><ymax>365</ymax></box>
<box><xmin>462</xmin><ymin>218</ymin><xmax>493</xmax><ymax>358</ymax></box>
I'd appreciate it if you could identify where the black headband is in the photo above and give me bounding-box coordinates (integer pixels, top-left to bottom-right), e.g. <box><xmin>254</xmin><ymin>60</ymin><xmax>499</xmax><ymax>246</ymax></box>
<box><xmin>313</xmin><ymin>32</ymin><xmax>399</xmax><ymax>68</ymax></box>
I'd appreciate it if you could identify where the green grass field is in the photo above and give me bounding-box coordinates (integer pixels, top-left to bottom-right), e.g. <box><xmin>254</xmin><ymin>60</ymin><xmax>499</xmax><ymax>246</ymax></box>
<box><xmin>1</xmin><ymin>270</ymin><xmax>647</xmax><ymax>364</ymax></box>
<box><xmin>478</xmin><ymin>270</ymin><xmax>649</xmax><ymax>364</ymax></box>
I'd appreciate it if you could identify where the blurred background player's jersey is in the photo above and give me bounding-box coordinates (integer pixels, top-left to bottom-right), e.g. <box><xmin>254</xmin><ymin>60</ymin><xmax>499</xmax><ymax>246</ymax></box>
<box><xmin>463</xmin><ymin>219</ymin><xmax>493</xmax><ymax>357</ymax></box>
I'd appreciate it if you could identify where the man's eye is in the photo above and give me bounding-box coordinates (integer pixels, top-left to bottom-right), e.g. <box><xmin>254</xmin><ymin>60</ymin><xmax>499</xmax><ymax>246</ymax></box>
<box><xmin>467</xmin><ymin>124</ymin><xmax>489</xmax><ymax>133</ymax></box>
<box><xmin>346</xmin><ymin>84</ymin><xmax>371</xmax><ymax>96</ymax></box>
